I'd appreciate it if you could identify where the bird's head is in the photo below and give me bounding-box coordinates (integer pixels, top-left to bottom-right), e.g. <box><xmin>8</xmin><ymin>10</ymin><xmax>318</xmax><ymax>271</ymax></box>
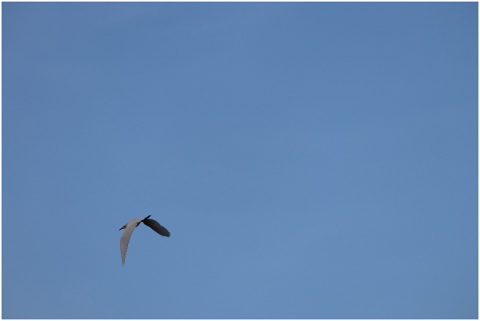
<box><xmin>119</xmin><ymin>224</ymin><xmax>127</xmax><ymax>231</ymax></box>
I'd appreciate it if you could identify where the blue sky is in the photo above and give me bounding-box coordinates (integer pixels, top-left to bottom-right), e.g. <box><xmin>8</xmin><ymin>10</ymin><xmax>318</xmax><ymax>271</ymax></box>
<box><xmin>2</xmin><ymin>2</ymin><xmax>477</xmax><ymax>319</ymax></box>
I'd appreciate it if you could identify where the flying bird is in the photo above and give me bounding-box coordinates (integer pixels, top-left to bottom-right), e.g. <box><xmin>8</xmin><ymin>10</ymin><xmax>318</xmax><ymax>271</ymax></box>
<box><xmin>119</xmin><ymin>215</ymin><xmax>170</xmax><ymax>265</ymax></box>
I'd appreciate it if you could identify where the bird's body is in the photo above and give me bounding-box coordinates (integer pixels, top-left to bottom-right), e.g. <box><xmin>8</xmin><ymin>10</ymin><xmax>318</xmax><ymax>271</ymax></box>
<box><xmin>119</xmin><ymin>215</ymin><xmax>170</xmax><ymax>265</ymax></box>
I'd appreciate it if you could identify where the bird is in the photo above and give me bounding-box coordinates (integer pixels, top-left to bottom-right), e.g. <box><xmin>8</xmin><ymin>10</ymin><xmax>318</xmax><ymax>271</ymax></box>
<box><xmin>119</xmin><ymin>215</ymin><xmax>170</xmax><ymax>265</ymax></box>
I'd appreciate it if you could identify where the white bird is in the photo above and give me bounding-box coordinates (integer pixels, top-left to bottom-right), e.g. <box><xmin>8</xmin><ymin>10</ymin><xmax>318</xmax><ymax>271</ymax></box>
<box><xmin>119</xmin><ymin>215</ymin><xmax>170</xmax><ymax>265</ymax></box>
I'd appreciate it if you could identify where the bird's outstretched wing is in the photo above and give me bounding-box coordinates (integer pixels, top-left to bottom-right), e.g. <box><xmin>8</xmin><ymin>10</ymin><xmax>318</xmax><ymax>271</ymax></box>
<box><xmin>120</xmin><ymin>219</ymin><xmax>143</xmax><ymax>265</ymax></box>
<box><xmin>143</xmin><ymin>218</ymin><xmax>170</xmax><ymax>237</ymax></box>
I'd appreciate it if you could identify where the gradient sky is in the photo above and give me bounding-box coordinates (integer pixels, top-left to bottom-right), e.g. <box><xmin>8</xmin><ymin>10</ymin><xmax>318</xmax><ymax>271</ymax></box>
<box><xmin>2</xmin><ymin>2</ymin><xmax>478</xmax><ymax>319</ymax></box>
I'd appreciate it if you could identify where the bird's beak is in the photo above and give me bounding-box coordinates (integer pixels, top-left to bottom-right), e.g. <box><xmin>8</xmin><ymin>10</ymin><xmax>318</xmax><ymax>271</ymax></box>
<box><xmin>119</xmin><ymin>225</ymin><xmax>126</xmax><ymax>231</ymax></box>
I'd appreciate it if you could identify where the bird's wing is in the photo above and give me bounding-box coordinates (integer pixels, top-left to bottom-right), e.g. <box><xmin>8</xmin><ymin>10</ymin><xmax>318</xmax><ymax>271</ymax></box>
<box><xmin>120</xmin><ymin>219</ymin><xmax>143</xmax><ymax>265</ymax></box>
<box><xmin>143</xmin><ymin>218</ymin><xmax>170</xmax><ymax>237</ymax></box>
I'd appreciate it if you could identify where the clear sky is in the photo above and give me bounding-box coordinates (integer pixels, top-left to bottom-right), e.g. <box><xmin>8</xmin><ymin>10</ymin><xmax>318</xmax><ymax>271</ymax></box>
<box><xmin>2</xmin><ymin>2</ymin><xmax>477</xmax><ymax>319</ymax></box>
